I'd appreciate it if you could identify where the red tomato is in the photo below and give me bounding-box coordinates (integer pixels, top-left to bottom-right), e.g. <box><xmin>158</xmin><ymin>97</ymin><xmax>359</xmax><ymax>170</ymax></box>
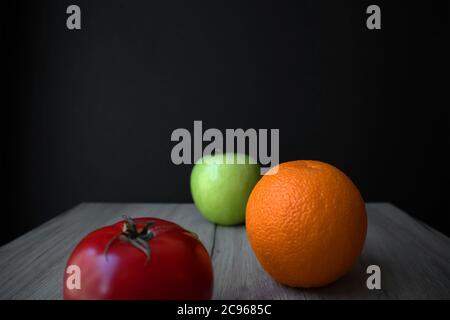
<box><xmin>64</xmin><ymin>217</ymin><xmax>213</xmax><ymax>300</ymax></box>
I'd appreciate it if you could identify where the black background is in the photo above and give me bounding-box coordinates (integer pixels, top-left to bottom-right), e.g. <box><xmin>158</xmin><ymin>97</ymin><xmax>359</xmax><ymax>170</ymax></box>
<box><xmin>2</xmin><ymin>0</ymin><xmax>449</xmax><ymax>245</ymax></box>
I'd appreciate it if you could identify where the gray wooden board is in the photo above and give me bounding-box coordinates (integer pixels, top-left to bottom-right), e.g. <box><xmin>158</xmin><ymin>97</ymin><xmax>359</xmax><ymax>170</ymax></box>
<box><xmin>0</xmin><ymin>203</ymin><xmax>449</xmax><ymax>300</ymax></box>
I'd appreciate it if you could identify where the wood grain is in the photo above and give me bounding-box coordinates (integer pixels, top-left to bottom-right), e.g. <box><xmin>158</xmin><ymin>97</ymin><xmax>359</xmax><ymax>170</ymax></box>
<box><xmin>212</xmin><ymin>225</ymin><xmax>306</xmax><ymax>299</ymax></box>
<box><xmin>0</xmin><ymin>203</ymin><xmax>449</xmax><ymax>300</ymax></box>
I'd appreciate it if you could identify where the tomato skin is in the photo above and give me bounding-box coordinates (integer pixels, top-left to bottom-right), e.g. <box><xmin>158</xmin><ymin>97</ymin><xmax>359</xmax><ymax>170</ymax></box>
<box><xmin>64</xmin><ymin>217</ymin><xmax>213</xmax><ymax>300</ymax></box>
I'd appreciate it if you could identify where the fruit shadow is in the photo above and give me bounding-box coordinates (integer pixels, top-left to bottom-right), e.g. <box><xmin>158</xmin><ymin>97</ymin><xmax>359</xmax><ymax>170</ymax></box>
<box><xmin>296</xmin><ymin>257</ymin><xmax>386</xmax><ymax>300</ymax></box>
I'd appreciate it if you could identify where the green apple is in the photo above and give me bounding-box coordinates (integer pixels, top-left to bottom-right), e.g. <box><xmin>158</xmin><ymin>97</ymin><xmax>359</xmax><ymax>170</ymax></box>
<box><xmin>190</xmin><ymin>153</ymin><xmax>261</xmax><ymax>225</ymax></box>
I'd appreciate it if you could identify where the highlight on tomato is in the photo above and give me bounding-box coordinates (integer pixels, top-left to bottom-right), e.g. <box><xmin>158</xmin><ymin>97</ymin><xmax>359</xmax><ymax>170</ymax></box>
<box><xmin>64</xmin><ymin>216</ymin><xmax>213</xmax><ymax>300</ymax></box>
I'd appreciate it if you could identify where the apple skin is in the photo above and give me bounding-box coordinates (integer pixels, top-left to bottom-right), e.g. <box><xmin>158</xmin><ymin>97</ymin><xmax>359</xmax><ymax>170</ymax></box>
<box><xmin>190</xmin><ymin>153</ymin><xmax>261</xmax><ymax>225</ymax></box>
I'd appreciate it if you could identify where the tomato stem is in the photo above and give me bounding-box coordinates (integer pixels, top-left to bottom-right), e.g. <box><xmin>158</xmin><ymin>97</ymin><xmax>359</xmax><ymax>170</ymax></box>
<box><xmin>104</xmin><ymin>216</ymin><xmax>155</xmax><ymax>264</ymax></box>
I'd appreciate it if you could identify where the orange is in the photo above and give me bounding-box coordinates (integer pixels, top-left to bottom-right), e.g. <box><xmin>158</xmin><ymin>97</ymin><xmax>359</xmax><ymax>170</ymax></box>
<box><xmin>246</xmin><ymin>160</ymin><xmax>367</xmax><ymax>288</ymax></box>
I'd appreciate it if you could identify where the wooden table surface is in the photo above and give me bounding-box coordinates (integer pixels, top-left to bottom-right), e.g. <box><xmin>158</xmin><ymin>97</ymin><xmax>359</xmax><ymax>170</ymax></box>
<box><xmin>0</xmin><ymin>203</ymin><xmax>449</xmax><ymax>300</ymax></box>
